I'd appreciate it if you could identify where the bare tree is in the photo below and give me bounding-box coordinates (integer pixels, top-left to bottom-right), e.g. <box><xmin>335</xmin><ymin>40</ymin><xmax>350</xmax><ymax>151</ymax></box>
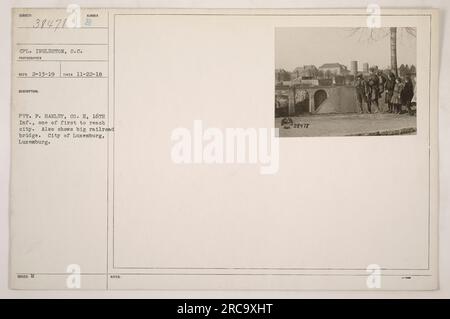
<box><xmin>346</xmin><ymin>27</ymin><xmax>416</xmax><ymax>76</ymax></box>
<box><xmin>390</xmin><ymin>27</ymin><xmax>398</xmax><ymax>75</ymax></box>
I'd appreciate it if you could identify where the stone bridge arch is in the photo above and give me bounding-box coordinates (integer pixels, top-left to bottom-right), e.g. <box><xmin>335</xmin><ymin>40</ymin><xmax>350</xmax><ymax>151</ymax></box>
<box><xmin>288</xmin><ymin>86</ymin><xmax>331</xmax><ymax>115</ymax></box>
<box><xmin>313</xmin><ymin>89</ymin><xmax>328</xmax><ymax>111</ymax></box>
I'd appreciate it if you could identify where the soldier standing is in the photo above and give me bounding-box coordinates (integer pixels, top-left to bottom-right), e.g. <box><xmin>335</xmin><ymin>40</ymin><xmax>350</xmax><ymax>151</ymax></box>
<box><xmin>401</xmin><ymin>75</ymin><xmax>415</xmax><ymax>115</ymax></box>
<box><xmin>391</xmin><ymin>77</ymin><xmax>404</xmax><ymax>114</ymax></box>
<box><xmin>377</xmin><ymin>70</ymin><xmax>387</xmax><ymax>112</ymax></box>
<box><xmin>366</xmin><ymin>68</ymin><xmax>380</xmax><ymax>113</ymax></box>
<box><xmin>384</xmin><ymin>72</ymin><xmax>396</xmax><ymax>113</ymax></box>
<box><xmin>354</xmin><ymin>73</ymin><xmax>366</xmax><ymax>113</ymax></box>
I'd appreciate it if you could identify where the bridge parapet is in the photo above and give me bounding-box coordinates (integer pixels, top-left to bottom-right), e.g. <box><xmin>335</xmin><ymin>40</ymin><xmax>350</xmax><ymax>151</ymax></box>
<box><xmin>286</xmin><ymin>85</ymin><xmax>335</xmax><ymax>114</ymax></box>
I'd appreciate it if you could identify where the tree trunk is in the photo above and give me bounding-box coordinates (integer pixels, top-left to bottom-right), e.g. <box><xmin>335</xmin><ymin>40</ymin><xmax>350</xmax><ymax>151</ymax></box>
<box><xmin>390</xmin><ymin>27</ymin><xmax>398</xmax><ymax>76</ymax></box>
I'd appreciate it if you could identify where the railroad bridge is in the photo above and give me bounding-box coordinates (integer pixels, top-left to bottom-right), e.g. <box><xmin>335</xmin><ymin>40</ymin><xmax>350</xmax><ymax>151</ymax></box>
<box><xmin>287</xmin><ymin>85</ymin><xmax>332</xmax><ymax>114</ymax></box>
<box><xmin>276</xmin><ymin>84</ymin><xmax>359</xmax><ymax>115</ymax></box>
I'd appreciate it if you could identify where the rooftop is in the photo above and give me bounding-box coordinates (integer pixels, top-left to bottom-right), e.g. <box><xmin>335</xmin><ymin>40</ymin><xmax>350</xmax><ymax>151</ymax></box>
<box><xmin>319</xmin><ymin>63</ymin><xmax>346</xmax><ymax>69</ymax></box>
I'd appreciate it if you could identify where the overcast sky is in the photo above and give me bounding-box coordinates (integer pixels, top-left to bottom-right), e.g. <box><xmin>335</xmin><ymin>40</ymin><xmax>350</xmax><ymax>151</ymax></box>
<box><xmin>275</xmin><ymin>27</ymin><xmax>416</xmax><ymax>71</ymax></box>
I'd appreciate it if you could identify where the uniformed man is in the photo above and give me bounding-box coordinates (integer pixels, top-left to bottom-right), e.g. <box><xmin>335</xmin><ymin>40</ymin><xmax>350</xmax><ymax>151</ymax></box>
<box><xmin>366</xmin><ymin>67</ymin><xmax>380</xmax><ymax>113</ymax></box>
<box><xmin>377</xmin><ymin>70</ymin><xmax>387</xmax><ymax>112</ymax></box>
<box><xmin>401</xmin><ymin>75</ymin><xmax>415</xmax><ymax>115</ymax></box>
<box><xmin>384</xmin><ymin>72</ymin><xmax>396</xmax><ymax>113</ymax></box>
<box><xmin>354</xmin><ymin>73</ymin><xmax>366</xmax><ymax>113</ymax></box>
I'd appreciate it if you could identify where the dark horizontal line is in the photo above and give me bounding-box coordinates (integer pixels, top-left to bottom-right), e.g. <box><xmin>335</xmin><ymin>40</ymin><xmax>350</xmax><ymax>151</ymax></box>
<box><xmin>114</xmin><ymin>14</ymin><xmax>432</xmax><ymax>17</ymax></box>
<box><xmin>116</xmin><ymin>274</ymin><xmax>433</xmax><ymax>277</ymax></box>
<box><xmin>16</xmin><ymin>43</ymin><xmax>108</xmax><ymax>45</ymax></box>
<box><xmin>16</xmin><ymin>273</ymin><xmax>433</xmax><ymax>277</ymax></box>
<box><xmin>11</xmin><ymin>8</ymin><xmax>433</xmax><ymax>15</ymax></box>
<box><xmin>17</xmin><ymin>273</ymin><xmax>105</xmax><ymax>276</ymax></box>
<box><xmin>113</xmin><ymin>266</ymin><xmax>430</xmax><ymax>271</ymax></box>
<box><xmin>17</xmin><ymin>76</ymin><xmax>108</xmax><ymax>79</ymax></box>
<box><xmin>16</xmin><ymin>26</ymin><xmax>107</xmax><ymax>29</ymax></box>
<box><xmin>16</xmin><ymin>60</ymin><xmax>108</xmax><ymax>62</ymax></box>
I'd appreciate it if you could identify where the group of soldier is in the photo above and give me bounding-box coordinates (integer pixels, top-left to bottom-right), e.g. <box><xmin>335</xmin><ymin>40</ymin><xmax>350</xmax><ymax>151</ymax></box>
<box><xmin>354</xmin><ymin>67</ymin><xmax>416</xmax><ymax>115</ymax></box>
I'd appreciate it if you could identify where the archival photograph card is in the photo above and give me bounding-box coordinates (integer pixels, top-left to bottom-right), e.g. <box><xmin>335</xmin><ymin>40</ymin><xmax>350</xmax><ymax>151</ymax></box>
<box><xmin>275</xmin><ymin>27</ymin><xmax>418</xmax><ymax>137</ymax></box>
<box><xmin>9</xmin><ymin>8</ymin><xmax>440</xmax><ymax>290</ymax></box>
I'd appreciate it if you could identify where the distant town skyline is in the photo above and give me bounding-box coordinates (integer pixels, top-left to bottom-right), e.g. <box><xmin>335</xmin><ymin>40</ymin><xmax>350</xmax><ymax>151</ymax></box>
<box><xmin>275</xmin><ymin>27</ymin><xmax>416</xmax><ymax>72</ymax></box>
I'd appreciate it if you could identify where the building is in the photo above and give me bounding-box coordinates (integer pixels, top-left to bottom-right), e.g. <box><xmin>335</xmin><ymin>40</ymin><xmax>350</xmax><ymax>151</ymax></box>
<box><xmin>291</xmin><ymin>65</ymin><xmax>319</xmax><ymax>79</ymax></box>
<box><xmin>275</xmin><ymin>69</ymin><xmax>291</xmax><ymax>83</ymax></box>
<box><xmin>318</xmin><ymin>63</ymin><xmax>350</xmax><ymax>77</ymax></box>
<box><xmin>363</xmin><ymin>63</ymin><xmax>369</xmax><ymax>74</ymax></box>
<box><xmin>299</xmin><ymin>79</ymin><xmax>319</xmax><ymax>86</ymax></box>
<box><xmin>350</xmin><ymin>61</ymin><xmax>358</xmax><ymax>76</ymax></box>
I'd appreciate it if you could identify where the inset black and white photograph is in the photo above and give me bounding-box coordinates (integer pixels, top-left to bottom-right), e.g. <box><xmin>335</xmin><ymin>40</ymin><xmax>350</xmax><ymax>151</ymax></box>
<box><xmin>275</xmin><ymin>27</ymin><xmax>417</xmax><ymax>137</ymax></box>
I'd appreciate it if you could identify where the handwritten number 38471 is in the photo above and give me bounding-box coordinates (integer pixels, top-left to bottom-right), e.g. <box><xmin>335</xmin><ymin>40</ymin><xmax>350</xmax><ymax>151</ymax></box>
<box><xmin>32</xmin><ymin>18</ymin><xmax>68</xmax><ymax>31</ymax></box>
